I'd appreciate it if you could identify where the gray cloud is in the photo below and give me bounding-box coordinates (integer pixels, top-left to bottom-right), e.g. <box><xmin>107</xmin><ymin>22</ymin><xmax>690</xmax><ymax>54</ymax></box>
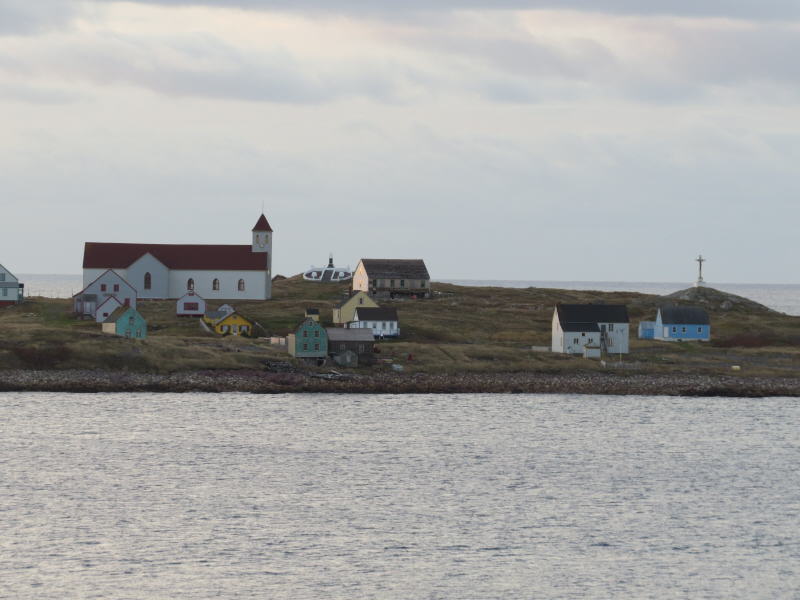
<box><xmin>0</xmin><ymin>0</ymin><xmax>78</xmax><ymax>35</ymax></box>
<box><xmin>115</xmin><ymin>0</ymin><xmax>800</xmax><ymax>20</ymax></box>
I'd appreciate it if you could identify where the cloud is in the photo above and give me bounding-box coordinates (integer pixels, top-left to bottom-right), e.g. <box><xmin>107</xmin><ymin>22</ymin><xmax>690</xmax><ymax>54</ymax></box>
<box><xmin>114</xmin><ymin>0</ymin><xmax>800</xmax><ymax>20</ymax></box>
<box><xmin>0</xmin><ymin>0</ymin><xmax>79</xmax><ymax>35</ymax></box>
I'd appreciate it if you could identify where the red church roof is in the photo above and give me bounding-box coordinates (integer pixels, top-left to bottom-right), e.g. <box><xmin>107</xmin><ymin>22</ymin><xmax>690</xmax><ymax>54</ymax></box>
<box><xmin>82</xmin><ymin>242</ymin><xmax>268</xmax><ymax>270</ymax></box>
<box><xmin>252</xmin><ymin>214</ymin><xmax>273</xmax><ymax>232</ymax></box>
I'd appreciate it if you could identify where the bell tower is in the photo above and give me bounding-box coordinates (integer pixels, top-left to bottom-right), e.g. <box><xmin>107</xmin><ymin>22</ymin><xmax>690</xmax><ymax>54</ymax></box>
<box><xmin>252</xmin><ymin>212</ymin><xmax>273</xmax><ymax>284</ymax></box>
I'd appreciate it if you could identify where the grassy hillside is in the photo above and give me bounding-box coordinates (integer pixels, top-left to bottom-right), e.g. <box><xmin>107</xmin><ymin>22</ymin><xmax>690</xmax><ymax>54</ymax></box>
<box><xmin>1</xmin><ymin>276</ymin><xmax>798</xmax><ymax>377</ymax></box>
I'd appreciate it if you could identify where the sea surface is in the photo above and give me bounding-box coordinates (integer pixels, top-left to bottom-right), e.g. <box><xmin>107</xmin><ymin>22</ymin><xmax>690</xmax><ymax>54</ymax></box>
<box><xmin>2</xmin><ymin>392</ymin><xmax>799</xmax><ymax>599</ymax></box>
<box><xmin>21</xmin><ymin>274</ymin><xmax>800</xmax><ymax>316</ymax></box>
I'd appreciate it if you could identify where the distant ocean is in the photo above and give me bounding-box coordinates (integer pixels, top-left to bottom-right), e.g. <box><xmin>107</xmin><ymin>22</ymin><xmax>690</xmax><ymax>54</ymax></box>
<box><xmin>19</xmin><ymin>274</ymin><xmax>800</xmax><ymax>316</ymax></box>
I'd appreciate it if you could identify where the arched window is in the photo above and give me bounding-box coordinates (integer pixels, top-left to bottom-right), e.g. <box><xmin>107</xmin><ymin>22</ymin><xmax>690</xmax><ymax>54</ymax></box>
<box><xmin>238</xmin><ymin>279</ymin><xmax>246</xmax><ymax>292</ymax></box>
<box><xmin>144</xmin><ymin>272</ymin><xmax>152</xmax><ymax>290</ymax></box>
<box><xmin>187</xmin><ymin>278</ymin><xmax>194</xmax><ymax>291</ymax></box>
<box><xmin>212</xmin><ymin>278</ymin><xmax>220</xmax><ymax>291</ymax></box>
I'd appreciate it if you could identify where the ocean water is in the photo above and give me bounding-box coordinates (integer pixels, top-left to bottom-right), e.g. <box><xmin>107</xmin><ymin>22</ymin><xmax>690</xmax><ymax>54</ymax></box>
<box><xmin>2</xmin><ymin>392</ymin><xmax>799</xmax><ymax>599</ymax></box>
<box><xmin>20</xmin><ymin>274</ymin><xmax>800</xmax><ymax>316</ymax></box>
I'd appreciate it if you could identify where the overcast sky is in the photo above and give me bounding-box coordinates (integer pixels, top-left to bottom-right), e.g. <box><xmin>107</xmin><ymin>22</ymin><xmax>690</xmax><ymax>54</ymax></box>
<box><xmin>1</xmin><ymin>0</ymin><xmax>798</xmax><ymax>283</ymax></box>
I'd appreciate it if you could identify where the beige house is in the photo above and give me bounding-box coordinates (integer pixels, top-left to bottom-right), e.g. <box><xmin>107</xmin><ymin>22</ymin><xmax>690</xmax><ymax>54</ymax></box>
<box><xmin>352</xmin><ymin>259</ymin><xmax>431</xmax><ymax>298</ymax></box>
<box><xmin>332</xmin><ymin>291</ymin><xmax>378</xmax><ymax>326</ymax></box>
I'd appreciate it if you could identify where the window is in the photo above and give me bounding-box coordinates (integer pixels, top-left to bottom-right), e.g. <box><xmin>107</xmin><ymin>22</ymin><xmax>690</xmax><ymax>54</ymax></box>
<box><xmin>303</xmin><ymin>331</ymin><xmax>308</xmax><ymax>338</ymax></box>
<box><xmin>608</xmin><ymin>323</ymin><xmax>614</xmax><ymax>332</ymax></box>
<box><xmin>698</xmin><ymin>327</ymin><xmax>703</xmax><ymax>333</ymax></box>
<box><xmin>303</xmin><ymin>343</ymin><xmax>308</xmax><ymax>351</ymax></box>
<box><xmin>573</xmin><ymin>338</ymin><xmax>579</xmax><ymax>344</ymax></box>
<box><xmin>581</xmin><ymin>332</ymin><xmax>586</xmax><ymax>337</ymax></box>
<box><xmin>113</xmin><ymin>284</ymin><xmax>120</xmax><ymax>292</ymax></box>
<box><xmin>187</xmin><ymin>278</ymin><xmax>195</xmax><ymax>291</ymax></box>
<box><xmin>144</xmin><ymin>273</ymin><xmax>152</xmax><ymax>290</ymax></box>
<box><xmin>314</xmin><ymin>330</ymin><xmax>319</xmax><ymax>337</ymax></box>
<box><xmin>128</xmin><ymin>316</ymin><xmax>135</xmax><ymax>326</ymax></box>
<box><xmin>100</xmin><ymin>284</ymin><xmax>107</xmax><ymax>292</ymax></box>
<box><xmin>390</xmin><ymin>279</ymin><xmax>395</xmax><ymax>288</ymax></box>
<box><xmin>339</xmin><ymin>343</ymin><xmax>345</xmax><ymax>351</ymax></box>
<box><xmin>400</xmin><ymin>279</ymin><xmax>405</xmax><ymax>288</ymax></box>
<box><xmin>103</xmin><ymin>312</ymin><xmax>109</xmax><ymax>318</ymax></box>
<box><xmin>672</xmin><ymin>326</ymin><xmax>677</xmax><ymax>333</ymax></box>
<box><xmin>359</xmin><ymin>297</ymin><xmax>364</xmax><ymax>305</ymax></box>
<box><xmin>136</xmin><ymin>329</ymin><xmax>142</xmax><ymax>338</ymax></box>
<box><xmin>371</xmin><ymin>322</ymin><xmax>377</xmax><ymax>329</ymax></box>
<box><xmin>213</xmin><ymin>279</ymin><xmax>220</xmax><ymax>291</ymax></box>
<box><xmin>238</xmin><ymin>279</ymin><xmax>245</xmax><ymax>292</ymax></box>
<box><xmin>184</xmin><ymin>302</ymin><xmax>199</xmax><ymax>311</ymax></box>
<box><xmin>682</xmin><ymin>327</ymin><xmax>687</xmax><ymax>334</ymax></box>
<box><xmin>382</xmin><ymin>322</ymin><xmax>387</xmax><ymax>330</ymax></box>
<box><xmin>0</xmin><ymin>273</ymin><xmax>5</xmax><ymax>281</ymax></box>
<box><xmin>420</xmin><ymin>280</ymin><xmax>426</xmax><ymax>288</ymax></box>
<box><xmin>314</xmin><ymin>343</ymin><xmax>320</xmax><ymax>350</ymax></box>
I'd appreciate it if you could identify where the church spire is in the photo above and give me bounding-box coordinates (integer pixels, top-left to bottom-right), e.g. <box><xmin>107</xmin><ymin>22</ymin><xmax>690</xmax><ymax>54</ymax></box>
<box><xmin>252</xmin><ymin>213</ymin><xmax>273</xmax><ymax>232</ymax></box>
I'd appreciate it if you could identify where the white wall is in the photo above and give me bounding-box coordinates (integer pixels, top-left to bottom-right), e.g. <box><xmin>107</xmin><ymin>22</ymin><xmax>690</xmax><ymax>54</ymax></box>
<box><xmin>168</xmin><ymin>270</ymin><xmax>269</xmax><ymax>300</ymax></box>
<box><xmin>80</xmin><ymin>270</ymin><xmax>137</xmax><ymax>312</ymax></box>
<box><xmin>128</xmin><ymin>253</ymin><xmax>168</xmax><ymax>299</ymax></box>
<box><xmin>599</xmin><ymin>322</ymin><xmax>629</xmax><ymax>353</ymax></box>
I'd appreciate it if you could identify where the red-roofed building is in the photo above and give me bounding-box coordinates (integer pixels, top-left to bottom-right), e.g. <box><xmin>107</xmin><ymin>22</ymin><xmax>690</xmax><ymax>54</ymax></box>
<box><xmin>82</xmin><ymin>214</ymin><xmax>274</xmax><ymax>300</ymax></box>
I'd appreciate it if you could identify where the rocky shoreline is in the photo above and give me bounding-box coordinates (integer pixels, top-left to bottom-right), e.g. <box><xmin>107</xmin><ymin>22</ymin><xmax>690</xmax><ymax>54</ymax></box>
<box><xmin>0</xmin><ymin>369</ymin><xmax>798</xmax><ymax>397</ymax></box>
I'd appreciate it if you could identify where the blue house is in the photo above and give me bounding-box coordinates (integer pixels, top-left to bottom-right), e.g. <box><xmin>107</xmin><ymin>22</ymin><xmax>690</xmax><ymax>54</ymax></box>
<box><xmin>639</xmin><ymin>306</ymin><xmax>710</xmax><ymax>342</ymax></box>
<box><xmin>287</xmin><ymin>317</ymin><xmax>328</xmax><ymax>359</ymax></box>
<box><xmin>102</xmin><ymin>306</ymin><xmax>147</xmax><ymax>339</ymax></box>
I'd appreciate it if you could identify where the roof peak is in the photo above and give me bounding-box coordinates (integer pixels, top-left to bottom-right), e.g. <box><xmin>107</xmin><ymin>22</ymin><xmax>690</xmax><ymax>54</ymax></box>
<box><xmin>252</xmin><ymin>213</ymin><xmax>273</xmax><ymax>232</ymax></box>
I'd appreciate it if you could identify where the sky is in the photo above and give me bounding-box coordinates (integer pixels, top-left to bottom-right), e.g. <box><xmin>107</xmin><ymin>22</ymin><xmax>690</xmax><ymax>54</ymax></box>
<box><xmin>1</xmin><ymin>1</ymin><xmax>798</xmax><ymax>283</ymax></box>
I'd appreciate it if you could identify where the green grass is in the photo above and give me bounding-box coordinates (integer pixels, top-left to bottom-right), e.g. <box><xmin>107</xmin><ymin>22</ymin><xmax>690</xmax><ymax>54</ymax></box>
<box><xmin>1</xmin><ymin>276</ymin><xmax>799</xmax><ymax>376</ymax></box>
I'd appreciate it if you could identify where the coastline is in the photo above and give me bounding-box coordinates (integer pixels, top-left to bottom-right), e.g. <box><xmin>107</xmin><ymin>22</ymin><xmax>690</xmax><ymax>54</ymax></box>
<box><xmin>1</xmin><ymin>369</ymin><xmax>798</xmax><ymax>397</ymax></box>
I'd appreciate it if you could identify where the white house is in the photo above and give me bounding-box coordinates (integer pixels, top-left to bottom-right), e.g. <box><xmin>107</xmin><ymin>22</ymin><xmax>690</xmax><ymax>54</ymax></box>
<box><xmin>176</xmin><ymin>291</ymin><xmax>206</xmax><ymax>317</ymax></box>
<box><xmin>348</xmin><ymin>307</ymin><xmax>400</xmax><ymax>338</ymax></box>
<box><xmin>551</xmin><ymin>304</ymin><xmax>630</xmax><ymax>355</ymax></box>
<box><xmin>95</xmin><ymin>295</ymin><xmax>123</xmax><ymax>323</ymax></box>
<box><xmin>82</xmin><ymin>214</ymin><xmax>274</xmax><ymax>301</ymax></box>
<box><xmin>73</xmin><ymin>269</ymin><xmax>138</xmax><ymax>319</ymax></box>
<box><xmin>0</xmin><ymin>264</ymin><xmax>24</xmax><ymax>306</ymax></box>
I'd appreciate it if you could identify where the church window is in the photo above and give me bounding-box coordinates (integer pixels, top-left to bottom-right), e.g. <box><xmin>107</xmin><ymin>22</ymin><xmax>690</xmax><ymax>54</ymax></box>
<box><xmin>238</xmin><ymin>279</ymin><xmax>245</xmax><ymax>292</ymax></box>
<box><xmin>187</xmin><ymin>278</ymin><xmax>195</xmax><ymax>291</ymax></box>
<box><xmin>144</xmin><ymin>272</ymin><xmax>152</xmax><ymax>290</ymax></box>
<box><xmin>213</xmin><ymin>279</ymin><xmax>220</xmax><ymax>291</ymax></box>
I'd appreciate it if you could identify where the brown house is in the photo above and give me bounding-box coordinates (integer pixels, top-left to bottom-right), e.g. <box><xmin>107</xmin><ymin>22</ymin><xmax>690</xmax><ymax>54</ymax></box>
<box><xmin>352</xmin><ymin>259</ymin><xmax>431</xmax><ymax>298</ymax></box>
<box><xmin>326</xmin><ymin>328</ymin><xmax>375</xmax><ymax>367</ymax></box>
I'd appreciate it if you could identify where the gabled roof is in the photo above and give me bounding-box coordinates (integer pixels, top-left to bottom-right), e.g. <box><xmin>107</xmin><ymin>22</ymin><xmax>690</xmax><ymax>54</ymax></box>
<box><xmin>335</xmin><ymin>291</ymin><xmax>375</xmax><ymax>309</ymax></box>
<box><xmin>354</xmin><ymin>307</ymin><xmax>399</xmax><ymax>321</ymax></box>
<box><xmin>83</xmin><ymin>243</ymin><xmax>267</xmax><ymax>271</ymax></box>
<box><xmin>359</xmin><ymin>259</ymin><xmax>430</xmax><ymax>279</ymax></box>
<box><xmin>103</xmin><ymin>305</ymin><xmax>139</xmax><ymax>324</ymax></box>
<box><xmin>96</xmin><ymin>295</ymin><xmax>122</xmax><ymax>311</ymax></box>
<box><xmin>252</xmin><ymin>214</ymin><xmax>273</xmax><ymax>232</ymax></box>
<box><xmin>0</xmin><ymin>263</ymin><xmax>17</xmax><ymax>281</ymax></box>
<box><xmin>556</xmin><ymin>304</ymin><xmax>629</xmax><ymax>328</ymax></box>
<box><xmin>178</xmin><ymin>291</ymin><xmax>205</xmax><ymax>301</ymax></box>
<box><xmin>326</xmin><ymin>328</ymin><xmax>375</xmax><ymax>342</ymax></box>
<box><xmin>659</xmin><ymin>306</ymin><xmax>710</xmax><ymax>325</ymax></box>
<box><xmin>73</xmin><ymin>269</ymin><xmax>137</xmax><ymax>298</ymax></box>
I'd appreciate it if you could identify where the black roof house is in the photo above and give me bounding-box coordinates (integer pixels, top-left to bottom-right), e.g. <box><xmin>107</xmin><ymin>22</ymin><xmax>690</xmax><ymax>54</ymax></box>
<box><xmin>556</xmin><ymin>304</ymin><xmax>629</xmax><ymax>332</ymax></box>
<box><xmin>659</xmin><ymin>306</ymin><xmax>710</xmax><ymax>325</ymax></box>
<box><xmin>354</xmin><ymin>307</ymin><xmax>399</xmax><ymax>322</ymax></box>
<box><xmin>360</xmin><ymin>259</ymin><xmax>430</xmax><ymax>280</ymax></box>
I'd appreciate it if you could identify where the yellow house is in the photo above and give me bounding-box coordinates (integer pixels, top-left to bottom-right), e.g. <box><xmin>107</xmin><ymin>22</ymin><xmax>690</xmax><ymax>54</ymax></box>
<box><xmin>203</xmin><ymin>310</ymin><xmax>254</xmax><ymax>336</ymax></box>
<box><xmin>332</xmin><ymin>291</ymin><xmax>379</xmax><ymax>326</ymax></box>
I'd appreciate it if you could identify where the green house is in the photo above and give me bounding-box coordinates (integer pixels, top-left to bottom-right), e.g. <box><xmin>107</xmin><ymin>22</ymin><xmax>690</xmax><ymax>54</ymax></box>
<box><xmin>287</xmin><ymin>317</ymin><xmax>328</xmax><ymax>358</ymax></box>
<box><xmin>102</xmin><ymin>306</ymin><xmax>147</xmax><ymax>339</ymax></box>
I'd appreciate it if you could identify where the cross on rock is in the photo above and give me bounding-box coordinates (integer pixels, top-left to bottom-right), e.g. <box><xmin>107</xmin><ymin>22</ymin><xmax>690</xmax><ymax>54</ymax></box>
<box><xmin>695</xmin><ymin>254</ymin><xmax>706</xmax><ymax>287</ymax></box>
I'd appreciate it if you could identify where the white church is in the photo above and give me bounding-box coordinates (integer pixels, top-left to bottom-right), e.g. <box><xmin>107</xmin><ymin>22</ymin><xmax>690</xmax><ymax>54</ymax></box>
<box><xmin>82</xmin><ymin>214</ymin><xmax>274</xmax><ymax>300</ymax></box>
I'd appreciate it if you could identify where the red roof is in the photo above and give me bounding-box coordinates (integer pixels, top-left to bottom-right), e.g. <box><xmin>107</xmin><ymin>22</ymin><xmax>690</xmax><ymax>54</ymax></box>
<box><xmin>82</xmin><ymin>243</ymin><xmax>268</xmax><ymax>270</ymax></box>
<box><xmin>252</xmin><ymin>214</ymin><xmax>273</xmax><ymax>232</ymax></box>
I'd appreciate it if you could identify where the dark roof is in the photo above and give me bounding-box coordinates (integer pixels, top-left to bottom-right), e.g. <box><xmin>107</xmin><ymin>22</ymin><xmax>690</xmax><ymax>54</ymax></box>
<box><xmin>360</xmin><ymin>259</ymin><xmax>429</xmax><ymax>279</ymax></box>
<box><xmin>556</xmin><ymin>304</ymin><xmax>629</xmax><ymax>327</ymax></box>
<box><xmin>104</xmin><ymin>306</ymin><xmax>138</xmax><ymax>324</ymax></box>
<box><xmin>326</xmin><ymin>328</ymin><xmax>375</xmax><ymax>342</ymax></box>
<box><xmin>305</xmin><ymin>308</ymin><xmax>320</xmax><ymax>314</ymax></box>
<box><xmin>83</xmin><ymin>243</ymin><xmax>268</xmax><ymax>270</ymax></box>
<box><xmin>659</xmin><ymin>306</ymin><xmax>710</xmax><ymax>325</ymax></box>
<box><xmin>252</xmin><ymin>214</ymin><xmax>273</xmax><ymax>232</ymax></box>
<box><xmin>355</xmin><ymin>307</ymin><xmax>399</xmax><ymax>321</ymax></box>
<box><xmin>204</xmin><ymin>310</ymin><xmax>229</xmax><ymax>321</ymax></box>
